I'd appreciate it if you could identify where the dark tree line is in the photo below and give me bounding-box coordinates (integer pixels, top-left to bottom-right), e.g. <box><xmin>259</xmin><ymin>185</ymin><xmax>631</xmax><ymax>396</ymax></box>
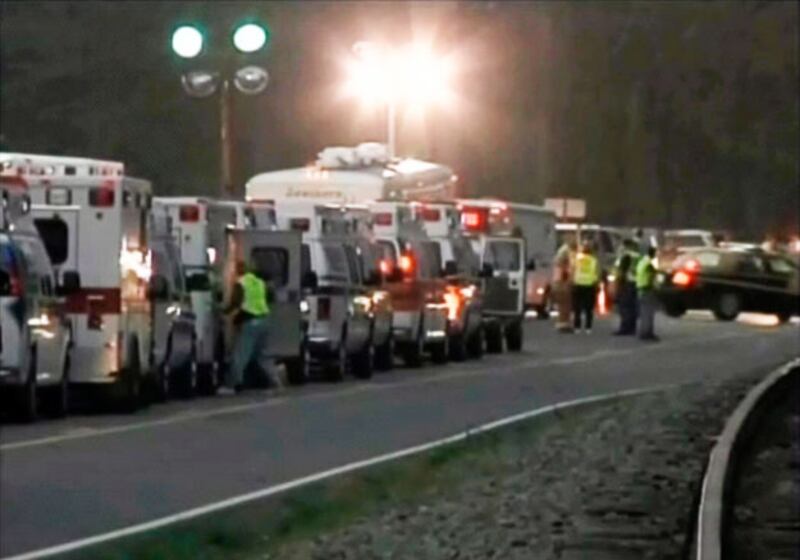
<box><xmin>1</xmin><ymin>1</ymin><xmax>797</xmax><ymax>238</ymax></box>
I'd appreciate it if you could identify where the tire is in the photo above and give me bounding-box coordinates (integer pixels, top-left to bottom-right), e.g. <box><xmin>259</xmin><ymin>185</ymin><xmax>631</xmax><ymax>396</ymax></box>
<box><xmin>449</xmin><ymin>332</ymin><xmax>467</xmax><ymax>362</ymax></box>
<box><xmin>327</xmin><ymin>330</ymin><xmax>348</xmax><ymax>382</ymax></box>
<box><xmin>175</xmin><ymin>355</ymin><xmax>198</xmax><ymax>399</ymax></box>
<box><xmin>154</xmin><ymin>362</ymin><xmax>171</xmax><ymax>403</ymax></box>
<box><xmin>505</xmin><ymin>320</ymin><xmax>523</xmax><ymax>352</ymax></box>
<box><xmin>374</xmin><ymin>334</ymin><xmax>395</xmax><ymax>372</ymax></box>
<box><xmin>286</xmin><ymin>342</ymin><xmax>311</xmax><ymax>385</ymax></box>
<box><xmin>403</xmin><ymin>318</ymin><xmax>425</xmax><ymax>368</ymax></box>
<box><xmin>119</xmin><ymin>339</ymin><xmax>143</xmax><ymax>413</ymax></box>
<box><xmin>352</xmin><ymin>337</ymin><xmax>375</xmax><ymax>380</ymax></box>
<box><xmin>485</xmin><ymin>321</ymin><xmax>504</xmax><ymax>354</ymax></box>
<box><xmin>19</xmin><ymin>347</ymin><xmax>38</xmax><ymax>423</ymax></box>
<box><xmin>44</xmin><ymin>352</ymin><xmax>70</xmax><ymax>418</ymax></box>
<box><xmin>712</xmin><ymin>293</ymin><xmax>741</xmax><ymax>322</ymax></box>
<box><xmin>197</xmin><ymin>361</ymin><xmax>220</xmax><ymax>396</ymax></box>
<box><xmin>663</xmin><ymin>303</ymin><xmax>687</xmax><ymax>318</ymax></box>
<box><xmin>431</xmin><ymin>335</ymin><xmax>449</xmax><ymax>365</ymax></box>
<box><xmin>466</xmin><ymin>324</ymin><xmax>485</xmax><ymax>359</ymax></box>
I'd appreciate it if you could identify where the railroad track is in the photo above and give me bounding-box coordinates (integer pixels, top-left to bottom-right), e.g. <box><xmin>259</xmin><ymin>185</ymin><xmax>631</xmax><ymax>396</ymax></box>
<box><xmin>695</xmin><ymin>357</ymin><xmax>800</xmax><ymax>559</ymax></box>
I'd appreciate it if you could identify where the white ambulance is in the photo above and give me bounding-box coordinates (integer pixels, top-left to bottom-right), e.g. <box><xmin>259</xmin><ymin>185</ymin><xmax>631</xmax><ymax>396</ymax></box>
<box><xmin>152</xmin><ymin>197</ymin><xmax>275</xmax><ymax>392</ymax></box>
<box><xmin>274</xmin><ymin>200</ymin><xmax>374</xmax><ymax>381</ymax></box>
<box><xmin>1</xmin><ymin>153</ymin><xmax>153</xmax><ymax>410</ymax></box>
<box><xmin>342</xmin><ymin>204</ymin><xmax>395</xmax><ymax>370</ymax></box>
<box><xmin>456</xmin><ymin>199</ymin><xmax>528</xmax><ymax>352</ymax></box>
<box><xmin>369</xmin><ymin>201</ymin><xmax>450</xmax><ymax>366</ymax></box>
<box><xmin>1</xmin><ymin>183</ymin><xmax>74</xmax><ymax>420</ymax></box>
<box><xmin>415</xmin><ymin>202</ymin><xmax>485</xmax><ymax>360</ymax></box>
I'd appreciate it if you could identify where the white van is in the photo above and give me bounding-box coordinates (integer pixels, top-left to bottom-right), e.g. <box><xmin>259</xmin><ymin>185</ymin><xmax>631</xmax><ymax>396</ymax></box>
<box><xmin>274</xmin><ymin>201</ymin><xmax>374</xmax><ymax>381</ymax></box>
<box><xmin>1</xmin><ymin>184</ymin><xmax>74</xmax><ymax>420</ymax></box>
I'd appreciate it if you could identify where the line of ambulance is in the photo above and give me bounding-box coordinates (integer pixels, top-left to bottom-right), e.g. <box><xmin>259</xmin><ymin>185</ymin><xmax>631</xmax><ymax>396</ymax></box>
<box><xmin>0</xmin><ymin>150</ymin><xmax>552</xmax><ymax>422</ymax></box>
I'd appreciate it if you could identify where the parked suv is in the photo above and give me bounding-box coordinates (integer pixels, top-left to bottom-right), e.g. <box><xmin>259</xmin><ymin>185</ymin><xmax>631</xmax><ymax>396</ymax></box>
<box><xmin>1</xmin><ymin>187</ymin><xmax>74</xmax><ymax>420</ymax></box>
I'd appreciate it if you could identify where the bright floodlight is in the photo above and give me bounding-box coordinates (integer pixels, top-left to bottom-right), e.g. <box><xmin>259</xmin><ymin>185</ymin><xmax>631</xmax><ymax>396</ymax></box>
<box><xmin>397</xmin><ymin>45</ymin><xmax>453</xmax><ymax>106</ymax></box>
<box><xmin>233</xmin><ymin>23</ymin><xmax>268</xmax><ymax>53</ymax></box>
<box><xmin>171</xmin><ymin>25</ymin><xmax>204</xmax><ymax>59</ymax></box>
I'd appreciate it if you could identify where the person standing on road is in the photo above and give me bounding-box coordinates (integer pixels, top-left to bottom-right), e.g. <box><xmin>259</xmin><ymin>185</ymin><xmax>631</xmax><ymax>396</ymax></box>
<box><xmin>219</xmin><ymin>262</ymin><xmax>278</xmax><ymax>395</ymax></box>
<box><xmin>636</xmin><ymin>246</ymin><xmax>659</xmax><ymax>341</ymax></box>
<box><xmin>572</xmin><ymin>241</ymin><xmax>600</xmax><ymax>333</ymax></box>
<box><xmin>613</xmin><ymin>239</ymin><xmax>640</xmax><ymax>336</ymax></box>
<box><xmin>553</xmin><ymin>237</ymin><xmax>576</xmax><ymax>333</ymax></box>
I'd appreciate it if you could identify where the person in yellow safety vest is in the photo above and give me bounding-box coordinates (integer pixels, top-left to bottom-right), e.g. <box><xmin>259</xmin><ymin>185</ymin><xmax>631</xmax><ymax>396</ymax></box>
<box><xmin>219</xmin><ymin>261</ymin><xmax>278</xmax><ymax>395</ymax></box>
<box><xmin>613</xmin><ymin>239</ymin><xmax>640</xmax><ymax>336</ymax></box>
<box><xmin>636</xmin><ymin>246</ymin><xmax>659</xmax><ymax>342</ymax></box>
<box><xmin>553</xmin><ymin>237</ymin><xmax>577</xmax><ymax>333</ymax></box>
<box><xmin>572</xmin><ymin>241</ymin><xmax>600</xmax><ymax>333</ymax></box>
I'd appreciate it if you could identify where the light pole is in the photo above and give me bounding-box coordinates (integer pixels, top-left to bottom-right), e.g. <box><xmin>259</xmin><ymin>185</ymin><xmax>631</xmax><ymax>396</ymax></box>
<box><xmin>171</xmin><ymin>22</ymin><xmax>270</xmax><ymax>198</ymax></box>
<box><xmin>347</xmin><ymin>41</ymin><xmax>453</xmax><ymax>161</ymax></box>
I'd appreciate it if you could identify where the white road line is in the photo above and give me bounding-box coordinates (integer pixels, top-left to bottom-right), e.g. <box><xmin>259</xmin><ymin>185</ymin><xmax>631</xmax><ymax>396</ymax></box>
<box><xmin>0</xmin><ymin>329</ymin><xmax>769</xmax><ymax>452</ymax></box>
<box><xmin>0</xmin><ymin>383</ymin><xmax>679</xmax><ymax>560</ymax></box>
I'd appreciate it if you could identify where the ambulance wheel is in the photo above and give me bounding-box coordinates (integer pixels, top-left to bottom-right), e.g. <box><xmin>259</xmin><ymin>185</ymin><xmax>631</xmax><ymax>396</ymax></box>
<box><xmin>176</xmin><ymin>356</ymin><xmax>198</xmax><ymax>399</ymax></box>
<box><xmin>43</xmin><ymin>352</ymin><xmax>70</xmax><ymax>418</ymax></box>
<box><xmin>403</xmin><ymin>320</ymin><xmax>425</xmax><ymax>368</ymax></box>
<box><xmin>327</xmin><ymin>330</ymin><xmax>348</xmax><ymax>382</ymax></box>
<box><xmin>449</xmin><ymin>332</ymin><xmax>467</xmax><ymax>362</ymax></box>
<box><xmin>19</xmin><ymin>347</ymin><xmax>38</xmax><ymax>423</ymax></box>
<box><xmin>375</xmin><ymin>335</ymin><xmax>395</xmax><ymax>371</ymax></box>
<box><xmin>119</xmin><ymin>339</ymin><xmax>143</xmax><ymax>413</ymax></box>
<box><xmin>431</xmin><ymin>335</ymin><xmax>449</xmax><ymax>365</ymax></box>
<box><xmin>505</xmin><ymin>320</ymin><xmax>524</xmax><ymax>352</ymax></box>
<box><xmin>352</xmin><ymin>339</ymin><xmax>375</xmax><ymax>380</ymax></box>
<box><xmin>467</xmin><ymin>325</ymin><xmax>485</xmax><ymax>359</ymax></box>
<box><xmin>286</xmin><ymin>343</ymin><xmax>310</xmax><ymax>385</ymax></box>
<box><xmin>485</xmin><ymin>322</ymin><xmax>504</xmax><ymax>354</ymax></box>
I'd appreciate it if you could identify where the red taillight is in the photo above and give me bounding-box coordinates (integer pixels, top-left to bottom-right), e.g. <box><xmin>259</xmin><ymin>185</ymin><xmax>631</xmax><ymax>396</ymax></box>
<box><xmin>317</xmin><ymin>297</ymin><xmax>331</xmax><ymax>320</ymax></box>
<box><xmin>417</xmin><ymin>207</ymin><xmax>441</xmax><ymax>222</ymax></box>
<box><xmin>379</xmin><ymin>258</ymin><xmax>393</xmax><ymax>276</ymax></box>
<box><xmin>0</xmin><ymin>175</ymin><xmax>28</xmax><ymax>188</ymax></box>
<box><xmin>179</xmin><ymin>204</ymin><xmax>201</xmax><ymax>223</ymax></box>
<box><xmin>373</xmin><ymin>212</ymin><xmax>393</xmax><ymax>226</ymax></box>
<box><xmin>290</xmin><ymin>218</ymin><xmax>311</xmax><ymax>232</ymax></box>
<box><xmin>684</xmin><ymin>259</ymin><xmax>700</xmax><ymax>272</ymax></box>
<box><xmin>9</xmin><ymin>274</ymin><xmax>23</xmax><ymax>297</ymax></box>
<box><xmin>399</xmin><ymin>253</ymin><xmax>415</xmax><ymax>276</ymax></box>
<box><xmin>461</xmin><ymin>208</ymin><xmax>487</xmax><ymax>232</ymax></box>
<box><xmin>89</xmin><ymin>187</ymin><xmax>115</xmax><ymax>208</ymax></box>
<box><xmin>444</xmin><ymin>288</ymin><xmax>461</xmax><ymax>321</ymax></box>
<box><xmin>673</xmin><ymin>270</ymin><xmax>693</xmax><ymax>287</ymax></box>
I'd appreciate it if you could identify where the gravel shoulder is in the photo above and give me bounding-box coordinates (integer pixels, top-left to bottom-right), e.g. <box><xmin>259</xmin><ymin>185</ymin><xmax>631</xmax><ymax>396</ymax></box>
<box><xmin>73</xmin><ymin>372</ymin><xmax>767</xmax><ymax>560</ymax></box>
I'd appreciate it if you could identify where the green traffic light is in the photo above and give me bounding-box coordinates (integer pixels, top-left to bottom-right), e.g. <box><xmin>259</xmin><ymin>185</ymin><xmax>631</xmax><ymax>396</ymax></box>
<box><xmin>171</xmin><ymin>25</ymin><xmax>204</xmax><ymax>59</ymax></box>
<box><xmin>233</xmin><ymin>22</ymin><xmax>268</xmax><ymax>53</ymax></box>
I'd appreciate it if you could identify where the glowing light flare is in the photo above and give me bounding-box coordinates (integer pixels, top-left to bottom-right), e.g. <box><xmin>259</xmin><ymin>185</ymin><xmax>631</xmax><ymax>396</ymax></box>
<box><xmin>460</xmin><ymin>285</ymin><xmax>477</xmax><ymax>300</ymax></box>
<box><xmin>399</xmin><ymin>254</ymin><xmax>415</xmax><ymax>276</ymax></box>
<box><xmin>379</xmin><ymin>258</ymin><xmax>394</xmax><ymax>276</ymax></box>
<box><xmin>684</xmin><ymin>259</ymin><xmax>700</xmax><ymax>272</ymax></box>
<box><xmin>443</xmin><ymin>289</ymin><xmax>462</xmax><ymax>322</ymax></box>
<box><xmin>232</xmin><ymin>23</ymin><xmax>268</xmax><ymax>53</ymax></box>
<box><xmin>171</xmin><ymin>25</ymin><xmax>204</xmax><ymax>59</ymax></box>
<box><xmin>596</xmin><ymin>283</ymin><xmax>609</xmax><ymax>315</ymax></box>
<box><xmin>120</xmin><ymin>238</ymin><xmax>153</xmax><ymax>282</ymax></box>
<box><xmin>353</xmin><ymin>295</ymin><xmax>373</xmax><ymax>314</ymax></box>
<box><xmin>673</xmin><ymin>271</ymin><xmax>693</xmax><ymax>287</ymax></box>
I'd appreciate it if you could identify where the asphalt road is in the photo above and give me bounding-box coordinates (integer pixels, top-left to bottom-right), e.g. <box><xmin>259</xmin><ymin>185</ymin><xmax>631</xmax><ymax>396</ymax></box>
<box><xmin>1</xmin><ymin>313</ymin><xmax>798</xmax><ymax>558</ymax></box>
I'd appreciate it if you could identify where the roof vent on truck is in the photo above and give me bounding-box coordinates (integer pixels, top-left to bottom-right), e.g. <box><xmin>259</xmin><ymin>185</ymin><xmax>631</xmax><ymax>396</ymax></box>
<box><xmin>316</xmin><ymin>142</ymin><xmax>390</xmax><ymax>170</ymax></box>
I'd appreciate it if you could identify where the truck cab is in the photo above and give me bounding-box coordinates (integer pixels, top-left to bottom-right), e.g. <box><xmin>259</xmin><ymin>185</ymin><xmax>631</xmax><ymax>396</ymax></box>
<box><xmin>370</xmin><ymin>201</ymin><xmax>449</xmax><ymax>367</ymax></box>
<box><xmin>416</xmin><ymin>202</ymin><xmax>484</xmax><ymax>360</ymax></box>
<box><xmin>275</xmin><ymin>201</ymin><xmax>374</xmax><ymax>381</ymax></box>
<box><xmin>0</xmin><ymin>184</ymin><xmax>74</xmax><ymax>421</ymax></box>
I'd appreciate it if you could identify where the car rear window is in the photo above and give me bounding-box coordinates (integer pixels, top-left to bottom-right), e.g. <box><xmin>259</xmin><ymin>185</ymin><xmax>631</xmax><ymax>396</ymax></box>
<box><xmin>678</xmin><ymin>251</ymin><xmax>722</xmax><ymax>269</ymax></box>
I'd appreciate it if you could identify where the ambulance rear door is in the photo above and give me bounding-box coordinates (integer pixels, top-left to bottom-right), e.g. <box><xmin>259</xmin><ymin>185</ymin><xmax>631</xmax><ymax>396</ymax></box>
<box><xmin>480</xmin><ymin>236</ymin><xmax>526</xmax><ymax>316</ymax></box>
<box><xmin>225</xmin><ymin>229</ymin><xmax>303</xmax><ymax>359</ymax></box>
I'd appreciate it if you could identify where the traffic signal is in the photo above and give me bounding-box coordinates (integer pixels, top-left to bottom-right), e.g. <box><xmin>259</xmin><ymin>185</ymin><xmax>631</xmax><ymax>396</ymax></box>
<box><xmin>171</xmin><ymin>25</ymin><xmax>205</xmax><ymax>59</ymax></box>
<box><xmin>232</xmin><ymin>22</ymin><xmax>269</xmax><ymax>53</ymax></box>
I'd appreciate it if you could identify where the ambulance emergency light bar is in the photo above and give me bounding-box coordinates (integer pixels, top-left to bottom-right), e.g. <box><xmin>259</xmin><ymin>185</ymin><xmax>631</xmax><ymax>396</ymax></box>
<box><xmin>457</xmin><ymin>200</ymin><xmax>513</xmax><ymax>235</ymax></box>
<box><xmin>0</xmin><ymin>153</ymin><xmax>124</xmax><ymax>183</ymax></box>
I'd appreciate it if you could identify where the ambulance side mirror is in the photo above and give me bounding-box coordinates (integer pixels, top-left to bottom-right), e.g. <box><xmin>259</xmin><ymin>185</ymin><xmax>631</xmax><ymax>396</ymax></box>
<box><xmin>479</xmin><ymin>263</ymin><xmax>494</xmax><ymax>278</ymax></box>
<box><xmin>443</xmin><ymin>261</ymin><xmax>458</xmax><ymax>277</ymax></box>
<box><xmin>526</xmin><ymin>258</ymin><xmax>537</xmax><ymax>271</ymax></box>
<box><xmin>148</xmin><ymin>275</ymin><xmax>169</xmax><ymax>301</ymax></box>
<box><xmin>59</xmin><ymin>271</ymin><xmax>81</xmax><ymax>295</ymax></box>
<box><xmin>302</xmin><ymin>271</ymin><xmax>318</xmax><ymax>291</ymax></box>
